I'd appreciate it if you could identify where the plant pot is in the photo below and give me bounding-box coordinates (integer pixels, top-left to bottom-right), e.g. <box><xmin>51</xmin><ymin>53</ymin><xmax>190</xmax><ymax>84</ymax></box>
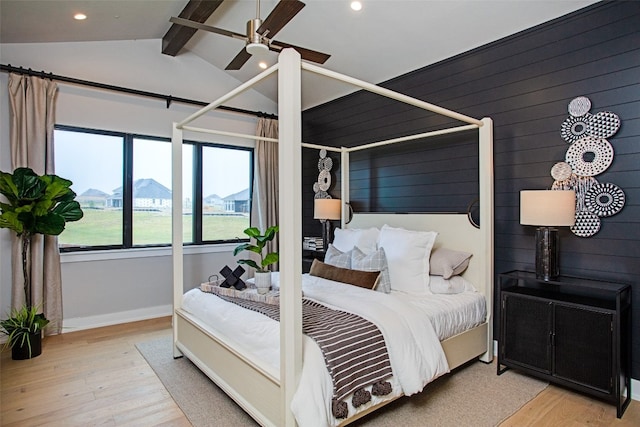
<box><xmin>254</xmin><ymin>271</ymin><xmax>272</xmax><ymax>295</ymax></box>
<box><xmin>11</xmin><ymin>331</ymin><xmax>42</xmax><ymax>360</ymax></box>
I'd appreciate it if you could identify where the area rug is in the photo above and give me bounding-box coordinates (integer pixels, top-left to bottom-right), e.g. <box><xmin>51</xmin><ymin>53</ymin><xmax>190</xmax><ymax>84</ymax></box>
<box><xmin>136</xmin><ymin>336</ymin><xmax>548</xmax><ymax>426</ymax></box>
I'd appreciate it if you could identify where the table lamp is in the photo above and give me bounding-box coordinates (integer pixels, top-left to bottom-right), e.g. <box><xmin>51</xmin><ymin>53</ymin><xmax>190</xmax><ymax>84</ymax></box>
<box><xmin>520</xmin><ymin>190</ymin><xmax>576</xmax><ymax>281</ymax></box>
<box><xmin>314</xmin><ymin>198</ymin><xmax>341</xmax><ymax>251</ymax></box>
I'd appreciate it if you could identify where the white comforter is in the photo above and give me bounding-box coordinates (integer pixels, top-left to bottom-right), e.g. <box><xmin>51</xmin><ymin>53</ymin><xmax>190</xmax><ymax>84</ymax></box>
<box><xmin>182</xmin><ymin>274</ymin><xmax>449</xmax><ymax>426</ymax></box>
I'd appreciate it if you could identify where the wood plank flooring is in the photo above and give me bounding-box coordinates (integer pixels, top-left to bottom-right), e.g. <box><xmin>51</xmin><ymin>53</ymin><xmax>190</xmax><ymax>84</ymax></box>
<box><xmin>1</xmin><ymin>317</ymin><xmax>638</xmax><ymax>426</ymax></box>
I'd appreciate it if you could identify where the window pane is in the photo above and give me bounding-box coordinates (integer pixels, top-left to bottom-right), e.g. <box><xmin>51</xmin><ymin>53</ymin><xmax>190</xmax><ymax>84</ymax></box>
<box><xmin>202</xmin><ymin>147</ymin><xmax>251</xmax><ymax>241</ymax></box>
<box><xmin>54</xmin><ymin>129</ymin><xmax>123</xmax><ymax>247</ymax></box>
<box><xmin>132</xmin><ymin>138</ymin><xmax>193</xmax><ymax>245</ymax></box>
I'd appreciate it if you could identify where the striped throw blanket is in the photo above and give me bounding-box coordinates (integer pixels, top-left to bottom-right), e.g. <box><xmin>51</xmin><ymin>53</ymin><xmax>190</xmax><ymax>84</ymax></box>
<box><xmin>217</xmin><ymin>295</ymin><xmax>393</xmax><ymax>418</ymax></box>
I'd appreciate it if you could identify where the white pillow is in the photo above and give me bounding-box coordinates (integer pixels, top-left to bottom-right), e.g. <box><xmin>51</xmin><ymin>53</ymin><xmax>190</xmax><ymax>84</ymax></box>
<box><xmin>378</xmin><ymin>224</ymin><xmax>437</xmax><ymax>294</ymax></box>
<box><xmin>429</xmin><ymin>275</ymin><xmax>476</xmax><ymax>294</ymax></box>
<box><xmin>332</xmin><ymin>227</ymin><xmax>379</xmax><ymax>254</ymax></box>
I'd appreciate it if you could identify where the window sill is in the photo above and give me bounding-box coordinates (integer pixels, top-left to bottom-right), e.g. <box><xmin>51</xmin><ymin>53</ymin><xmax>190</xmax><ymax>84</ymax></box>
<box><xmin>60</xmin><ymin>243</ymin><xmax>237</xmax><ymax>263</ymax></box>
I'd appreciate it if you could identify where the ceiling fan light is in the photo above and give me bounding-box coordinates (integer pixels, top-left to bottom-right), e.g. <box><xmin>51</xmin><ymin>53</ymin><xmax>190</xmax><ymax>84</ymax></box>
<box><xmin>246</xmin><ymin>42</ymin><xmax>268</xmax><ymax>56</ymax></box>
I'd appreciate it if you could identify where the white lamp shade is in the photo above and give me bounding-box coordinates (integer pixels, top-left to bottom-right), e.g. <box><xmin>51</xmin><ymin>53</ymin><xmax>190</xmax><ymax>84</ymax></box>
<box><xmin>520</xmin><ymin>190</ymin><xmax>576</xmax><ymax>226</ymax></box>
<box><xmin>314</xmin><ymin>198</ymin><xmax>341</xmax><ymax>220</ymax></box>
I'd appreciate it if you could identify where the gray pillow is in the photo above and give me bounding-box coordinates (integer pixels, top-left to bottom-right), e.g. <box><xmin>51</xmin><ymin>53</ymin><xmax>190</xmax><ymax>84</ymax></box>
<box><xmin>324</xmin><ymin>244</ymin><xmax>352</xmax><ymax>269</ymax></box>
<box><xmin>429</xmin><ymin>247</ymin><xmax>472</xmax><ymax>279</ymax></box>
<box><xmin>351</xmin><ymin>247</ymin><xmax>392</xmax><ymax>293</ymax></box>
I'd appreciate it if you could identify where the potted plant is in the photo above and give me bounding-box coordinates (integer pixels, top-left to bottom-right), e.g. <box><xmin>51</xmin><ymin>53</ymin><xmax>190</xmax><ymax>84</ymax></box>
<box><xmin>0</xmin><ymin>167</ymin><xmax>83</xmax><ymax>359</ymax></box>
<box><xmin>233</xmin><ymin>225</ymin><xmax>279</xmax><ymax>294</ymax></box>
<box><xmin>1</xmin><ymin>305</ymin><xmax>49</xmax><ymax>360</ymax></box>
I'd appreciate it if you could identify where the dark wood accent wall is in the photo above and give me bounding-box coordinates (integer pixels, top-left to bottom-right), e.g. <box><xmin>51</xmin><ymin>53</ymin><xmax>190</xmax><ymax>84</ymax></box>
<box><xmin>301</xmin><ymin>1</ymin><xmax>640</xmax><ymax>379</ymax></box>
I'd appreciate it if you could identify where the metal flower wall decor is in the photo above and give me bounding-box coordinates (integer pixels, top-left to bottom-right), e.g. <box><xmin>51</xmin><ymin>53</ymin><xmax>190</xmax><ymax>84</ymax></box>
<box><xmin>552</xmin><ymin>96</ymin><xmax>625</xmax><ymax>237</ymax></box>
<box><xmin>313</xmin><ymin>148</ymin><xmax>334</xmax><ymax>200</ymax></box>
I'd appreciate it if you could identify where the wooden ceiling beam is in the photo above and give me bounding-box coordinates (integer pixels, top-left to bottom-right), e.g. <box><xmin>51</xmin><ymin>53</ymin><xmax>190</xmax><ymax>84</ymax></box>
<box><xmin>162</xmin><ymin>0</ymin><xmax>224</xmax><ymax>56</ymax></box>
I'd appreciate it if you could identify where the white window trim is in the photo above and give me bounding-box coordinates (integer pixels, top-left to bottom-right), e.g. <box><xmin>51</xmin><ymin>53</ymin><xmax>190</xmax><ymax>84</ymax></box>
<box><xmin>60</xmin><ymin>243</ymin><xmax>238</xmax><ymax>263</ymax></box>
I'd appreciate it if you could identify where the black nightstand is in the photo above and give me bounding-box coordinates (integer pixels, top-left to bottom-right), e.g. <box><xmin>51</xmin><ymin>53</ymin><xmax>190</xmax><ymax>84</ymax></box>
<box><xmin>302</xmin><ymin>249</ymin><xmax>325</xmax><ymax>273</ymax></box>
<box><xmin>497</xmin><ymin>270</ymin><xmax>632</xmax><ymax>418</ymax></box>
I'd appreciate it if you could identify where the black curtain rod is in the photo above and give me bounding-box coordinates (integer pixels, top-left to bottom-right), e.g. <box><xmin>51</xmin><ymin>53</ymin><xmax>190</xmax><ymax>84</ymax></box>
<box><xmin>0</xmin><ymin>64</ymin><xmax>277</xmax><ymax>119</ymax></box>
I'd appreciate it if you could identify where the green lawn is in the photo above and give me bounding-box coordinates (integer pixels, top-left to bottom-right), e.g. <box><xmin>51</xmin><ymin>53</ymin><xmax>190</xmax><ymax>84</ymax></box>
<box><xmin>59</xmin><ymin>209</ymin><xmax>249</xmax><ymax>247</ymax></box>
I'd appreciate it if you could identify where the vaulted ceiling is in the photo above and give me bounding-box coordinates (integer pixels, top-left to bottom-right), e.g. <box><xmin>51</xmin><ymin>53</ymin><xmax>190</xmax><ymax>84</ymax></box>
<box><xmin>0</xmin><ymin>0</ymin><xmax>598</xmax><ymax>109</ymax></box>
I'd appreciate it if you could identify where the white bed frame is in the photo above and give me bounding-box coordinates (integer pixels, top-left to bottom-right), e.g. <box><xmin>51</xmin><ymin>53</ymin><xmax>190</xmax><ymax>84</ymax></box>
<box><xmin>171</xmin><ymin>49</ymin><xmax>493</xmax><ymax>427</ymax></box>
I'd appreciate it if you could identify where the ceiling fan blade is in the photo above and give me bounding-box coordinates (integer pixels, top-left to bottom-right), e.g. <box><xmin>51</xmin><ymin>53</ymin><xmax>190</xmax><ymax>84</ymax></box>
<box><xmin>257</xmin><ymin>0</ymin><xmax>305</xmax><ymax>39</ymax></box>
<box><xmin>169</xmin><ymin>16</ymin><xmax>247</xmax><ymax>41</ymax></box>
<box><xmin>270</xmin><ymin>41</ymin><xmax>330</xmax><ymax>64</ymax></box>
<box><xmin>225</xmin><ymin>48</ymin><xmax>252</xmax><ymax>70</ymax></box>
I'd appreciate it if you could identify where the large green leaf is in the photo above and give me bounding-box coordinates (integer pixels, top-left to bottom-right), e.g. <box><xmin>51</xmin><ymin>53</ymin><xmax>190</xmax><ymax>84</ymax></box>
<box><xmin>0</xmin><ymin>211</ymin><xmax>23</xmax><ymax>234</ymax></box>
<box><xmin>262</xmin><ymin>252</ymin><xmax>279</xmax><ymax>268</ymax></box>
<box><xmin>233</xmin><ymin>243</ymin><xmax>262</xmax><ymax>255</ymax></box>
<box><xmin>237</xmin><ymin>259</ymin><xmax>260</xmax><ymax>271</ymax></box>
<box><xmin>40</xmin><ymin>174</ymin><xmax>73</xmax><ymax>201</ymax></box>
<box><xmin>0</xmin><ymin>171</ymin><xmax>19</xmax><ymax>202</ymax></box>
<box><xmin>0</xmin><ymin>201</ymin><xmax>15</xmax><ymax>213</ymax></box>
<box><xmin>243</xmin><ymin>227</ymin><xmax>261</xmax><ymax>239</ymax></box>
<box><xmin>13</xmin><ymin>168</ymin><xmax>47</xmax><ymax>201</ymax></box>
<box><xmin>53</xmin><ymin>200</ymin><xmax>83</xmax><ymax>222</ymax></box>
<box><xmin>34</xmin><ymin>212</ymin><xmax>65</xmax><ymax>236</ymax></box>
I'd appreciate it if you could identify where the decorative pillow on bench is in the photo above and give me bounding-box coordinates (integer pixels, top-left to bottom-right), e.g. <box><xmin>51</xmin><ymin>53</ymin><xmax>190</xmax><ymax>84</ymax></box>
<box><xmin>309</xmin><ymin>259</ymin><xmax>380</xmax><ymax>290</ymax></box>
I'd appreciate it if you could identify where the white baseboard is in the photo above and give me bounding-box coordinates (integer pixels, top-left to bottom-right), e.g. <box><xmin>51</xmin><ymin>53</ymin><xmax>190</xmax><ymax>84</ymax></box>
<box><xmin>62</xmin><ymin>304</ymin><xmax>172</xmax><ymax>333</ymax></box>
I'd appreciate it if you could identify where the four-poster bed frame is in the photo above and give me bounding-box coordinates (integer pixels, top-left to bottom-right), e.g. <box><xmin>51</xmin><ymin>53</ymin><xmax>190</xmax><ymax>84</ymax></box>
<box><xmin>171</xmin><ymin>49</ymin><xmax>494</xmax><ymax>426</ymax></box>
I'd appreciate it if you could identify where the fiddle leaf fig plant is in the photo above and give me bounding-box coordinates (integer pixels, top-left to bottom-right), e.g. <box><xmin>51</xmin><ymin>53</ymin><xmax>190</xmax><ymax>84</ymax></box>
<box><xmin>233</xmin><ymin>225</ymin><xmax>279</xmax><ymax>273</ymax></box>
<box><xmin>0</xmin><ymin>167</ymin><xmax>83</xmax><ymax>333</ymax></box>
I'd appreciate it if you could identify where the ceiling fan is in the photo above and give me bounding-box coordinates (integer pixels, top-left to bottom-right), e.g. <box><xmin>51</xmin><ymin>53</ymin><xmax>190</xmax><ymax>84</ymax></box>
<box><xmin>169</xmin><ymin>0</ymin><xmax>330</xmax><ymax>70</ymax></box>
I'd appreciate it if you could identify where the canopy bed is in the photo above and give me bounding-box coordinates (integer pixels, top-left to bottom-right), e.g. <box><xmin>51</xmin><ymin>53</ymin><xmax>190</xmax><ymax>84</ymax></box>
<box><xmin>171</xmin><ymin>49</ymin><xmax>494</xmax><ymax>426</ymax></box>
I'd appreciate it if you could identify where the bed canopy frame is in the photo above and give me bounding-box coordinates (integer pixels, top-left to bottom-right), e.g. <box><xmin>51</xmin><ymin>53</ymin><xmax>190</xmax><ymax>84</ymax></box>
<box><xmin>171</xmin><ymin>49</ymin><xmax>493</xmax><ymax>427</ymax></box>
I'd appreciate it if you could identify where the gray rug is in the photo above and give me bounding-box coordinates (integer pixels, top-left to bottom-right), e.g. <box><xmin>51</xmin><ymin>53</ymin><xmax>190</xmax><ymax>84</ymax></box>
<box><xmin>136</xmin><ymin>336</ymin><xmax>547</xmax><ymax>426</ymax></box>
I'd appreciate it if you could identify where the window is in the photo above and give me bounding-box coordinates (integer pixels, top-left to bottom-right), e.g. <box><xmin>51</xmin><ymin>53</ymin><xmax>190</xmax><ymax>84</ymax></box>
<box><xmin>54</xmin><ymin>126</ymin><xmax>252</xmax><ymax>251</ymax></box>
<box><xmin>202</xmin><ymin>146</ymin><xmax>252</xmax><ymax>241</ymax></box>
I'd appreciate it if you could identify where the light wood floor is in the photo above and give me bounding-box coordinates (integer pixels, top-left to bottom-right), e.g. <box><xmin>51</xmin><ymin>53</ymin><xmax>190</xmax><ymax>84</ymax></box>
<box><xmin>1</xmin><ymin>317</ymin><xmax>638</xmax><ymax>426</ymax></box>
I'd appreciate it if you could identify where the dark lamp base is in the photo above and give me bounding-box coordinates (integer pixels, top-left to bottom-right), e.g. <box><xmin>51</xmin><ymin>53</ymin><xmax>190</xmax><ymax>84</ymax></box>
<box><xmin>535</xmin><ymin>227</ymin><xmax>560</xmax><ymax>281</ymax></box>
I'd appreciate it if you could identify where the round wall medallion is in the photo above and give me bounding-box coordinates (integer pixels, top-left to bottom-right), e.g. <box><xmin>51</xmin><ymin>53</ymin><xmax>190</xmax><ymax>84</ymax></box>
<box><xmin>584</xmin><ymin>183</ymin><xmax>625</xmax><ymax>217</ymax></box>
<box><xmin>568</xmin><ymin>96</ymin><xmax>591</xmax><ymax>117</ymax></box>
<box><xmin>318</xmin><ymin>157</ymin><xmax>333</xmax><ymax>171</ymax></box>
<box><xmin>550</xmin><ymin>162</ymin><xmax>572</xmax><ymax>181</ymax></box>
<box><xmin>565</xmin><ymin>136</ymin><xmax>613</xmax><ymax>177</ymax></box>
<box><xmin>317</xmin><ymin>169</ymin><xmax>331</xmax><ymax>191</ymax></box>
<box><xmin>586</xmin><ymin>111</ymin><xmax>621</xmax><ymax>139</ymax></box>
<box><xmin>571</xmin><ymin>211</ymin><xmax>601</xmax><ymax>237</ymax></box>
<box><xmin>561</xmin><ymin>114</ymin><xmax>591</xmax><ymax>144</ymax></box>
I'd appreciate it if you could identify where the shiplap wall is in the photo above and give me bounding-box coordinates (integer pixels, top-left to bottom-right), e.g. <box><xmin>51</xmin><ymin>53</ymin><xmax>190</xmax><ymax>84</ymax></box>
<box><xmin>301</xmin><ymin>1</ymin><xmax>640</xmax><ymax>378</ymax></box>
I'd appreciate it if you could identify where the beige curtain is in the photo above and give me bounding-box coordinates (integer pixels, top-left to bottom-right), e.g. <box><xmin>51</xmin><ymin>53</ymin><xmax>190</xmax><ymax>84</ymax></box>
<box><xmin>8</xmin><ymin>73</ymin><xmax>63</xmax><ymax>335</ymax></box>
<box><xmin>251</xmin><ymin>118</ymin><xmax>279</xmax><ymax>271</ymax></box>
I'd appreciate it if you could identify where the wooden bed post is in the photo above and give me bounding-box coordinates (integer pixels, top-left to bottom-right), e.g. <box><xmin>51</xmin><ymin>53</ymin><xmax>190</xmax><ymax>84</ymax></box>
<box><xmin>479</xmin><ymin>117</ymin><xmax>494</xmax><ymax>363</ymax></box>
<box><xmin>171</xmin><ymin>122</ymin><xmax>184</xmax><ymax>359</ymax></box>
<box><xmin>278</xmin><ymin>48</ymin><xmax>303</xmax><ymax>426</ymax></box>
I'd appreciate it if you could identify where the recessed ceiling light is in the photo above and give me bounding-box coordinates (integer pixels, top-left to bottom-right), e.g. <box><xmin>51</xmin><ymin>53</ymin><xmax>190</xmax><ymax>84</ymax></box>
<box><xmin>350</xmin><ymin>1</ymin><xmax>362</xmax><ymax>11</ymax></box>
<box><xmin>258</xmin><ymin>61</ymin><xmax>268</xmax><ymax>70</ymax></box>
<box><xmin>74</xmin><ymin>13</ymin><xmax>87</xmax><ymax>20</ymax></box>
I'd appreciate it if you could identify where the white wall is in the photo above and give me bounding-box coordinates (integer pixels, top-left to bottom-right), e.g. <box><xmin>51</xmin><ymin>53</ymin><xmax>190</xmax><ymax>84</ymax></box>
<box><xmin>0</xmin><ymin>39</ymin><xmax>277</xmax><ymax>330</ymax></box>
